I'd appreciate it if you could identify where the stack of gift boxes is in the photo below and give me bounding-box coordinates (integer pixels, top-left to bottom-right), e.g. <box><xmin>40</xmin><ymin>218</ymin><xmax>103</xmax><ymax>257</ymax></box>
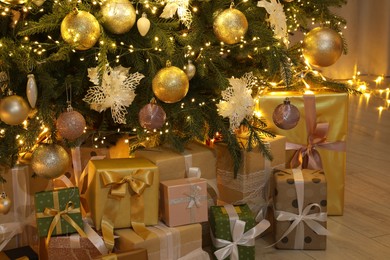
<box><xmin>0</xmin><ymin>91</ymin><xmax>348</xmax><ymax>259</ymax></box>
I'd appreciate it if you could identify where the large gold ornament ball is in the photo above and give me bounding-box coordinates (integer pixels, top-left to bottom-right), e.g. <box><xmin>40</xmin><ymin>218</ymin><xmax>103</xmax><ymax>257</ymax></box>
<box><xmin>213</xmin><ymin>8</ymin><xmax>248</xmax><ymax>45</ymax></box>
<box><xmin>302</xmin><ymin>27</ymin><xmax>343</xmax><ymax>67</ymax></box>
<box><xmin>0</xmin><ymin>0</ymin><xmax>27</xmax><ymax>4</ymax></box>
<box><xmin>0</xmin><ymin>194</ymin><xmax>11</xmax><ymax>215</ymax></box>
<box><xmin>152</xmin><ymin>66</ymin><xmax>189</xmax><ymax>103</ymax></box>
<box><xmin>31</xmin><ymin>144</ymin><xmax>70</xmax><ymax>179</ymax></box>
<box><xmin>56</xmin><ymin>110</ymin><xmax>86</xmax><ymax>141</ymax></box>
<box><xmin>0</xmin><ymin>95</ymin><xmax>30</xmax><ymax>125</ymax></box>
<box><xmin>61</xmin><ymin>10</ymin><xmax>101</xmax><ymax>51</ymax></box>
<box><xmin>101</xmin><ymin>0</ymin><xmax>136</xmax><ymax>34</ymax></box>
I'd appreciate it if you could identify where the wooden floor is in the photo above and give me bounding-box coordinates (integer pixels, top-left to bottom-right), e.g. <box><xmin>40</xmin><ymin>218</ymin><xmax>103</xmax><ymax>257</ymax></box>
<box><xmin>254</xmin><ymin>94</ymin><xmax>390</xmax><ymax>259</ymax></box>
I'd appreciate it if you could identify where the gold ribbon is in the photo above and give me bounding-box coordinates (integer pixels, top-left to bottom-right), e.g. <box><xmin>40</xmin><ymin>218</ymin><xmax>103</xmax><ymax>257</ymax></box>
<box><xmin>36</xmin><ymin>200</ymin><xmax>87</xmax><ymax>248</ymax></box>
<box><xmin>101</xmin><ymin>253</ymin><xmax>118</xmax><ymax>260</ymax></box>
<box><xmin>100</xmin><ymin>169</ymin><xmax>153</xmax><ymax>252</ymax></box>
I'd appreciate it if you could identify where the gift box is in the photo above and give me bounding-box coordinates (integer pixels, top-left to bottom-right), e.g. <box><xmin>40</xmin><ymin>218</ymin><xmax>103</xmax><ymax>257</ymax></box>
<box><xmin>83</xmin><ymin>158</ymin><xmax>159</xmax><ymax>230</ymax></box>
<box><xmin>209</xmin><ymin>204</ymin><xmax>270</xmax><ymax>260</ymax></box>
<box><xmin>94</xmin><ymin>249</ymin><xmax>148</xmax><ymax>260</ymax></box>
<box><xmin>35</xmin><ymin>187</ymin><xmax>83</xmax><ymax>238</ymax></box>
<box><xmin>0</xmin><ymin>164</ymin><xmax>52</xmax><ymax>251</ymax></box>
<box><xmin>215</xmin><ymin>135</ymin><xmax>286</xmax><ymax>218</ymax></box>
<box><xmin>135</xmin><ymin>142</ymin><xmax>216</xmax><ymax>181</ymax></box>
<box><xmin>273</xmin><ymin>168</ymin><xmax>328</xmax><ymax>250</ymax></box>
<box><xmin>0</xmin><ymin>245</ymin><xmax>38</xmax><ymax>260</ymax></box>
<box><xmin>160</xmin><ymin>177</ymin><xmax>208</xmax><ymax>227</ymax></box>
<box><xmin>258</xmin><ymin>92</ymin><xmax>348</xmax><ymax>215</ymax></box>
<box><xmin>115</xmin><ymin>223</ymin><xmax>202</xmax><ymax>260</ymax></box>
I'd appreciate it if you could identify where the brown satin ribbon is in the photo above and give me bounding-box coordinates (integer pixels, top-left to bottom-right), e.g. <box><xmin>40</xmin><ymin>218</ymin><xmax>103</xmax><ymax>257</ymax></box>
<box><xmin>36</xmin><ymin>200</ymin><xmax>87</xmax><ymax>248</ymax></box>
<box><xmin>100</xmin><ymin>169</ymin><xmax>153</xmax><ymax>252</ymax></box>
<box><xmin>287</xmin><ymin>94</ymin><xmax>346</xmax><ymax>169</ymax></box>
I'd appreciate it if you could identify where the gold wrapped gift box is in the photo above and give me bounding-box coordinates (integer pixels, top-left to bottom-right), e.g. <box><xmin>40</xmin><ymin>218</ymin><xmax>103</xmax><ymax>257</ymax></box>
<box><xmin>258</xmin><ymin>92</ymin><xmax>348</xmax><ymax>215</ymax></box>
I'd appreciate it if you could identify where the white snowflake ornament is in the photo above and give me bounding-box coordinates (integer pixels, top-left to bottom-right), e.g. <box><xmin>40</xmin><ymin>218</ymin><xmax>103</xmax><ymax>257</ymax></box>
<box><xmin>217</xmin><ymin>72</ymin><xmax>257</xmax><ymax>132</ymax></box>
<box><xmin>83</xmin><ymin>65</ymin><xmax>145</xmax><ymax>124</ymax></box>
<box><xmin>258</xmin><ymin>0</ymin><xmax>289</xmax><ymax>46</ymax></box>
<box><xmin>159</xmin><ymin>0</ymin><xmax>192</xmax><ymax>29</ymax></box>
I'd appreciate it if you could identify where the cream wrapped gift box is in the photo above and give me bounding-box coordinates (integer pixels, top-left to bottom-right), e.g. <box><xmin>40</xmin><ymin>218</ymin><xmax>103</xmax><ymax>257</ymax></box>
<box><xmin>258</xmin><ymin>92</ymin><xmax>348</xmax><ymax>215</ymax></box>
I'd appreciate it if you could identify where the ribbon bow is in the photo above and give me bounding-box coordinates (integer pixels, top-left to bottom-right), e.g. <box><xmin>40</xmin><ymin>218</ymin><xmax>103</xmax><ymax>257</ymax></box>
<box><xmin>287</xmin><ymin>94</ymin><xmax>346</xmax><ymax>169</ymax></box>
<box><xmin>213</xmin><ymin>219</ymin><xmax>270</xmax><ymax>260</ymax></box>
<box><xmin>186</xmin><ymin>185</ymin><xmax>202</xmax><ymax>209</ymax></box>
<box><xmin>273</xmin><ymin>168</ymin><xmax>329</xmax><ymax>249</ymax></box>
<box><xmin>100</xmin><ymin>169</ymin><xmax>153</xmax><ymax>197</ymax></box>
<box><xmin>43</xmin><ymin>201</ymin><xmax>86</xmax><ymax>247</ymax></box>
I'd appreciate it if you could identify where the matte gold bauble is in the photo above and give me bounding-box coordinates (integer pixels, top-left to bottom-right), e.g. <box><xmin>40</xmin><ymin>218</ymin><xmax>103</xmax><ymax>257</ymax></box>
<box><xmin>139</xmin><ymin>102</ymin><xmax>166</xmax><ymax>130</ymax></box>
<box><xmin>213</xmin><ymin>7</ymin><xmax>248</xmax><ymax>45</ymax></box>
<box><xmin>0</xmin><ymin>95</ymin><xmax>30</xmax><ymax>125</ymax></box>
<box><xmin>152</xmin><ymin>65</ymin><xmax>189</xmax><ymax>103</ymax></box>
<box><xmin>101</xmin><ymin>0</ymin><xmax>136</xmax><ymax>34</ymax></box>
<box><xmin>61</xmin><ymin>9</ymin><xmax>101</xmax><ymax>51</ymax></box>
<box><xmin>0</xmin><ymin>0</ymin><xmax>26</xmax><ymax>4</ymax></box>
<box><xmin>0</xmin><ymin>193</ymin><xmax>11</xmax><ymax>215</ymax></box>
<box><xmin>302</xmin><ymin>27</ymin><xmax>343</xmax><ymax>67</ymax></box>
<box><xmin>31</xmin><ymin>144</ymin><xmax>70</xmax><ymax>179</ymax></box>
<box><xmin>56</xmin><ymin>109</ymin><xmax>86</xmax><ymax>141</ymax></box>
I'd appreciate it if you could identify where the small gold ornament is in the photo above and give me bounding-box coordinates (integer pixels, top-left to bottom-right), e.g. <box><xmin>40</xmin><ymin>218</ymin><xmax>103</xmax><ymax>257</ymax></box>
<box><xmin>0</xmin><ymin>0</ymin><xmax>26</xmax><ymax>4</ymax></box>
<box><xmin>31</xmin><ymin>144</ymin><xmax>70</xmax><ymax>179</ymax></box>
<box><xmin>101</xmin><ymin>0</ymin><xmax>136</xmax><ymax>34</ymax></box>
<box><xmin>0</xmin><ymin>95</ymin><xmax>30</xmax><ymax>125</ymax></box>
<box><xmin>26</xmin><ymin>74</ymin><xmax>38</xmax><ymax>108</ymax></box>
<box><xmin>302</xmin><ymin>27</ymin><xmax>343</xmax><ymax>67</ymax></box>
<box><xmin>184</xmin><ymin>60</ymin><xmax>196</xmax><ymax>80</ymax></box>
<box><xmin>137</xmin><ymin>12</ymin><xmax>151</xmax><ymax>37</ymax></box>
<box><xmin>152</xmin><ymin>61</ymin><xmax>189</xmax><ymax>103</ymax></box>
<box><xmin>32</xmin><ymin>0</ymin><xmax>45</xmax><ymax>6</ymax></box>
<box><xmin>0</xmin><ymin>192</ymin><xmax>11</xmax><ymax>215</ymax></box>
<box><xmin>213</xmin><ymin>5</ymin><xmax>248</xmax><ymax>45</ymax></box>
<box><xmin>61</xmin><ymin>9</ymin><xmax>101</xmax><ymax>51</ymax></box>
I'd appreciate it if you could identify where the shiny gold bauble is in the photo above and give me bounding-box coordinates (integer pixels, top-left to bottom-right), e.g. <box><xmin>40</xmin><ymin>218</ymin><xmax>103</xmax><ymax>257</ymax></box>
<box><xmin>61</xmin><ymin>10</ymin><xmax>101</xmax><ymax>51</ymax></box>
<box><xmin>56</xmin><ymin>109</ymin><xmax>86</xmax><ymax>141</ymax></box>
<box><xmin>0</xmin><ymin>194</ymin><xmax>11</xmax><ymax>215</ymax></box>
<box><xmin>0</xmin><ymin>0</ymin><xmax>27</xmax><ymax>4</ymax></box>
<box><xmin>213</xmin><ymin>8</ymin><xmax>248</xmax><ymax>45</ymax></box>
<box><xmin>152</xmin><ymin>66</ymin><xmax>189</xmax><ymax>103</ymax></box>
<box><xmin>101</xmin><ymin>0</ymin><xmax>136</xmax><ymax>34</ymax></box>
<box><xmin>302</xmin><ymin>27</ymin><xmax>343</xmax><ymax>67</ymax></box>
<box><xmin>0</xmin><ymin>95</ymin><xmax>30</xmax><ymax>125</ymax></box>
<box><xmin>31</xmin><ymin>144</ymin><xmax>70</xmax><ymax>179</ymax></box>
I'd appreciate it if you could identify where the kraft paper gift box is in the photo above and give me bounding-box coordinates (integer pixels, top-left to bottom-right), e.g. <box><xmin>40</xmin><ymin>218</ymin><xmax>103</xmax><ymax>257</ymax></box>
<box><xmin>115</xmin><ymin>223</ymin><xmax>202</xmax><ymax>260</ymax></box>
<box><xmin>0</xmin><ymin>164</ymin><xmax>52</xmax><ymax>251</ymax></box>
<box><xmin>83</xmin><ymin>158</ymin><xmax>159</xmax><ymax>230</ymax></box>
<box><xmin>35</xmin><ymin>187</ymin><xmax>83</xmax><ymax>238</ymax></box>
<box><xmin>273</xmin><ymin>168</ymin><xmax>329</xmax><ymax>250</ymax></box>
<box><xmin>257</xmin><ymin>92</ymin><xmax>348</xmax><ymax>215</ymax></box>
<box><xmin>215</xmin><ymin>135</ymin><xmax>286</xmax><ymax>218</ymax></box>
<box><xmin>209</xmin><ymin>204</ymin><xmax>270</xmax><ymax>260</ymax></box>
<box><xmin>160</xmin><ymin>177</ymin><xmax>208</xmax><ymax>227</ymax></box>
<box><xmin>94</xmin><ymin>248</ymin><xmax>148</xmax><ymax>260</ymax></box>
<box><xmin>135</xmin><ymin>141</ymin><xmax>216</xmax><ymax>181</ymax></box>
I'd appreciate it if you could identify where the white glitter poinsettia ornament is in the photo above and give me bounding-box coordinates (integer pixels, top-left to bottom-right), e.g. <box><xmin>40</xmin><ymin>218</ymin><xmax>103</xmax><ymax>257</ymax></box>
<box><xmin>258</xmin><ymin>0</ymin><xmax>288</xmax><ymax>46</ymax></box>
<box><xmin>83</xmin><ymin>65</ymin><xmax>145</xmax><ymax>124</ymax></box>
<box><xmin>217</xmin><ymin>72</ymin><xmax>257</xmax><ymax>132</ymax></box>
<box><xmin>159</xmin><ymin>0</ymin><xmax>192</xmax><ymax>29</ymax></box>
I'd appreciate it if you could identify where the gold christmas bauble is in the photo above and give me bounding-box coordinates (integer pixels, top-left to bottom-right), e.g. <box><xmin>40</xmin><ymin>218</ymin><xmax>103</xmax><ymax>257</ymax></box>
<box><xmin>213</xmin><ymin>8</ymin><xmax>248</xmax><ymax>45</ymax></box>
<box><xmin>101</xmin><ymin>0</ymin><xmax>136</xmax><ymax>34</ymax></box>
<box><xmin>31</xmin><ymin>144</ymin><xmax>70</xmax><ymax>179</ymax></box>
<box><xmin>152</xmin><ymin>66</ymin><xmax>189</xmax><ymax>103</ymax></box>
<box><xmin>302</xmin><ymin>27</ymin><xmax>343</xmax><ymax>67</ymax></box>
<box><xmin>61</xmin><ymin>10</ymin><xmax>101</xmax><ymax>51</ymax></box>
<box><xmin>0</xmin><ymin>95</ymin><xmax>30</xmax><ymax>125</ymax></box>
<box><xmin>56</xmin><ymin>109</ymin><xmax>86</xmax><ymax>141</ymax></box>
<box><xmin>0</xmin><ymin>194</ymin><xmax>11</xmax><ymax>215</ymax></box>
<box><xmin>0</xmin><ymin>0</ymin><xmax>26</xmax><ymax>4</ymax></box>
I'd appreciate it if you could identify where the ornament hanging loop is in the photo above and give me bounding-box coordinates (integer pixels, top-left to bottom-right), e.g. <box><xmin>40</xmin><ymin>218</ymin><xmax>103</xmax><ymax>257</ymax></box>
<box><xmin>230</xmin><ymin>1</ymin><xmax>235</xmax><ymax>8</ymax></box>
<box><xmin>65</xmin><ymin>84</ymin><xmax>73</xmax><ymax>112</ymax></box>
<box><xmin>165</xmin><ymin>60</ymin><xmax>172</xmax><ymax>67</ymax></box>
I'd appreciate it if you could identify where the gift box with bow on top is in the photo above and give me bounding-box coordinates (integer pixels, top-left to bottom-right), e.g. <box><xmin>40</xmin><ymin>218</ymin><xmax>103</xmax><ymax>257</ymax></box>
<box><xmin>257</xmin><ymin>92</ymin><xmax>348</xmax><ymax>215</ymax></box>
<box><xmin>209</xmin><ymin>204</ymin><xmax>270</xmax><ymax>260</ymax></box>
<box><xmin>273</xmin><ymin>168</ymin><xmax>329</xmax><ymax>249</ymax></box>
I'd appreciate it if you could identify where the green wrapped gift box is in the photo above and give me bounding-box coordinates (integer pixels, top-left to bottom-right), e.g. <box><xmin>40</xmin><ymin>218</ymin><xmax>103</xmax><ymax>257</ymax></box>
<box><xmin>209</xmin><ymin>204</ymin><xmax>256</xmax><ymax>260</ymax></box>
<box><xmin>35</xmin><ymin>187</ymin><xmax>83</xmax><ymax>237</ymax></box>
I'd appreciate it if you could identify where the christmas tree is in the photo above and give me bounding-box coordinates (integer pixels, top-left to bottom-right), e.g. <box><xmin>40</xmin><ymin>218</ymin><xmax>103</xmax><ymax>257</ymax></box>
<box><xmin>0</xmin><ymin>0</ymin><xmax>356</xmax><ymax>180</ymax></box>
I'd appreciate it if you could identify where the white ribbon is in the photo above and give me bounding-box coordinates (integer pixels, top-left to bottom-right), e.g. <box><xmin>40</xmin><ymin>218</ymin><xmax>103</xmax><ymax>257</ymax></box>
<box><xmin>212</xmin><ymin>205</ymin><xmax>270</xmax><ymax>260</ymax></box>
<box><xmin>186</xmin><ymin>185</ymin><xmax>202</xmax><ymax>209</ymax></box>
<box><xmin>147</xmin><ymin>222</ymin><xmax>181</xmax><ymax>260</ymax></box>
<box><xmin>0</xmin><ymin>222</ymin><xmax>24</xmax><ymax>251</ymax></box>
<box><xmin>273</xmin><ymin>168</ymin><xmax>329</xmax><ymax>249</ymax></box>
